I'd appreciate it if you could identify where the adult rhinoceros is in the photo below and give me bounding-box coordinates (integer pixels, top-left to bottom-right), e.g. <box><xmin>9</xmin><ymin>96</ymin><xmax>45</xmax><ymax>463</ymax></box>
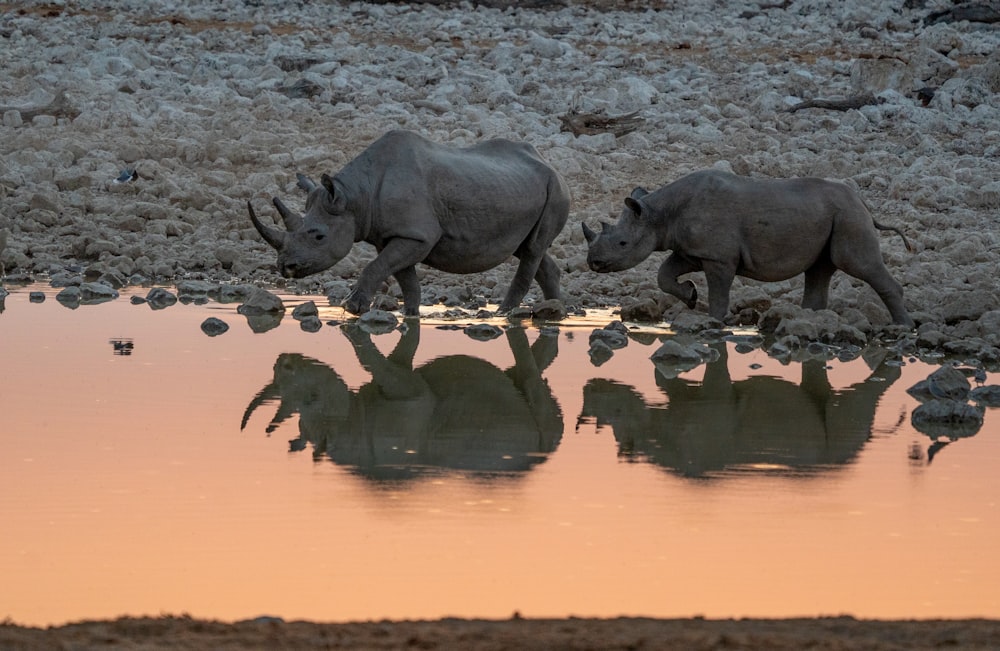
<box><xmin>248</xmin><ymin>130</ymin><xmax>570</xmax><ymax>316</ymax></box>
<box><xmin>583</xmin><ymin>170</ymin><xmax>914</xmax><ymax>327</ymax></box>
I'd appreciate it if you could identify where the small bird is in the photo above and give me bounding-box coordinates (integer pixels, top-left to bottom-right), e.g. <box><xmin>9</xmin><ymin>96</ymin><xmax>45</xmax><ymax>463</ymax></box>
<box><xmin>113</xmin><ymin>167</ymin><xmax>137</xmax><ymax>184</ymax></box>
<box><xmin>973</xmin><ymin>366</ymin><xmax>988</xmax><ymax>386</ymax></box>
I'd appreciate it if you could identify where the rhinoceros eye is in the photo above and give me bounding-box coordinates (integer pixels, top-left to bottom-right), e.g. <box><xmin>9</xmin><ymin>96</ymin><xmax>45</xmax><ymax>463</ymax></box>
<box><xmin>306</xmin><ymin>228</ymin><xmax>325</xmax><ymax>242</ymax></box>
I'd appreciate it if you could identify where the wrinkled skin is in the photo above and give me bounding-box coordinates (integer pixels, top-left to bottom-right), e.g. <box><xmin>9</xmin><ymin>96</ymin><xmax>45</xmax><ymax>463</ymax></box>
<box><xmin>583</xmin><ymin>170</ymin><xmax>914</xmax><ymax>327</ymax></box>
<box><xmin>249</xmin><ymin>130</ymin><xmax>571</xmax><ymax>316</ymax></box>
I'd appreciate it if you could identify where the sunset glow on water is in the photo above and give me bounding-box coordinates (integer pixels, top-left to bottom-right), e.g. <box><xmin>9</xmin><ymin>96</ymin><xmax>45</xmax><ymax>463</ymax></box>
<box><xmin>1</xmin><ymin>285</ymin><xmax>997</xmax><ymax>626</ymax></box>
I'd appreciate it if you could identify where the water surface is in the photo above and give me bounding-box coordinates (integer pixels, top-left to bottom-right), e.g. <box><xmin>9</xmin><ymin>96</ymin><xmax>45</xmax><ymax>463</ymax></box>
<box><xmin>1</xmin><ymin>285</ymin><xmax>997</xmax><ymax>625</ymax></box>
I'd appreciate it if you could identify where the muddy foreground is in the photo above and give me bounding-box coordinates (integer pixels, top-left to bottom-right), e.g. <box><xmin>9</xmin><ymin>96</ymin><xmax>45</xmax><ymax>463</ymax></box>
<box><xmin>3</xmin><ymin>615</ymin><xmax>1000</xmax><ymax>650</ymax></box>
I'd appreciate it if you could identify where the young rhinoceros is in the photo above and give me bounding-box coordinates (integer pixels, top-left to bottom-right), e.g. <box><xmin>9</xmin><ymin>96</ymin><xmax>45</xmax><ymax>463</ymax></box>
<box><xmin>583</xmin><ymin>169</ymin><xmax>914</xmax><ymax>327</ymax></box>
<box><xmin>248</xmin><ymin>130</ymin><xmax>570</xmax><ymax>316</ymax></box>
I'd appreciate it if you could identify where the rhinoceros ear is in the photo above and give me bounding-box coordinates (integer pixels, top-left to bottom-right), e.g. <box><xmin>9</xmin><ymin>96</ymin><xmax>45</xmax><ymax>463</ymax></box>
<box><xmin>321</xmin><ymin>173</ymin><xmax>336</xmax><ymax>196</ymax></box>
<box><xmin>624</xmin><ymin>197</ymin><xmax>643</xmax><ymax>217</ymax></box>
<box><xmin>296</xmin><ymin>173</ymin><xmax>318</xmax><ymax>194</ymax></box>
<box><xmin>629</xmin><ymin>186</ymin><xmax>649</xmax><ymax>200</ymax></box>
<box><xmin>320</xmin><ymin>173</ymin><xmax>348</xmax><ymax>211</ymax></box>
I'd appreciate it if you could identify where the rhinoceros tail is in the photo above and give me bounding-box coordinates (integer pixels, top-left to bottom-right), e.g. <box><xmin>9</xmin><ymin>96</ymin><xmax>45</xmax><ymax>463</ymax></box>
<box><xmin>873</xmin><ymin>220</ymin><xmax>914</xmax><ymax>253</ymax></box>
<box><xmin>860</xmin><ymin>195</ymin><xmax>914</xmax><ymax>253</ymax></box>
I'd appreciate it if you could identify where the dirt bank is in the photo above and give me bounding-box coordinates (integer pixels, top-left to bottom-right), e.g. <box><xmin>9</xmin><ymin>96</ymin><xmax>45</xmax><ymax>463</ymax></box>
<box><xmin>3</xmin><ymin>615</ymin><xmax>1000</xmax><ymax>650</ymax></box>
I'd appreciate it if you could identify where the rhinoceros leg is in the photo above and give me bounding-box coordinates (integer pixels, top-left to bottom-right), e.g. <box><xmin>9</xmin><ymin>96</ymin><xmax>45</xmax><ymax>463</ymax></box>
<box><xmin>393</xmin><ymin>265</ymin><xmax>421</xmax><ymax>317</ymax></box>
<box><xmin>702</xmin><ymin>260</ymin><xmax>738</xmax><ymax>322</ymax></box>
<box><xmin>802</xmin><ymin>259</ymin><xmax>836</xmax><ymax>311</ymax></box>
<box><xmin>499</xmin><ymin>253</ymin><xmax>545</xmax><ymax>313</ymax></box>
<box><xmin>657</xmin><ymin>253</ymin><xmax>700</xmax><ymax>310</ymax></box>
<box><xmin>847</xmin><ymin>266</ymin><xmax>913</xmax><ymax>327</ymax></box>
<box><xmin>533</xmin><ymin>254</ymin><xmax>561</xmax><ymax>301</ymax></box>
<box><xmin>346</xmin><ymin>238</ymin><xmax>434</xmax><ymax>316</ymax></box>
<box><xmin>500</xmin><ymin>182</ymin><xmax>569</xmax><ymax>313</ymax></box>
<box><xmin>830</xmin><ymin>233</ymin><xmax>914</xmax><ymax>327</ymax></box>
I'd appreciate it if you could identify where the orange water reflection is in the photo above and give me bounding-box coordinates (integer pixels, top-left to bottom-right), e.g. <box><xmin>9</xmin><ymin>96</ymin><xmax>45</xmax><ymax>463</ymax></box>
<box><xmin>1</xmin><ymin>286</ymin><xmax>997</xmax><ymax>625</ymax></box>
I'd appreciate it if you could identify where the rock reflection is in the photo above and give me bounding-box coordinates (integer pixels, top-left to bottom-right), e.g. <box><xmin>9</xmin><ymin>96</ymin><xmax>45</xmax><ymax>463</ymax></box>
<box><xmin>580</xmin><ymin>344</ymin><xmax>901</xmax><ymax>478</ymax></box>
<box><xmin>243</xmin><ymin>323</ymin><xmax>563</xmax><ymax>480</ymax></box>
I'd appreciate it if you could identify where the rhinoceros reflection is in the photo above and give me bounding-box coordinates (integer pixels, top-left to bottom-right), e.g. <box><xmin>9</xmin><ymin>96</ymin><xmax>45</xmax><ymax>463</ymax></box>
<box><xmin>243</xmin><ymin>324</ymin><xmax>563</xmax><ymax>480</ymax></box>
<box><xmin>580</xmin><ymin>344</ymin><xmax>901</xmax><ymax>478</ymax></box>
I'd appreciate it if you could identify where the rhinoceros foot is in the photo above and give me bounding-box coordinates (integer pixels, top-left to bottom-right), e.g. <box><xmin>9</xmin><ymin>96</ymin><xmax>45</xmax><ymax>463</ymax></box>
<box><xmin>343</xmin><ymin>289</ymin><xmax>372</xmax><ymax>316</ymax></box>
<box><xmin>682</xmin><ymin>281</ymin><xmax>697</xmax><ymax>309</ymax></box>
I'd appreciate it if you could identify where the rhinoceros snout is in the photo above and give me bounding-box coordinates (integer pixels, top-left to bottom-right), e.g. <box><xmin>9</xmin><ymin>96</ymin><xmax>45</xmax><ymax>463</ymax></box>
<box><xmin>585</xmin><ymin>254</ymin><xmax>609</xmax><ymax>273</ymax></box>
<box><xmin>280</xmin><ymin>262</ymin><xmax>306</xmax><ymax>278</ymax></box>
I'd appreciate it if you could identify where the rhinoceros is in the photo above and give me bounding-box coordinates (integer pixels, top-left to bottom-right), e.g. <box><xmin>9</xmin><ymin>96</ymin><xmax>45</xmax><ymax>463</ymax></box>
<box><xmin>248</xmin><ymin>130</ymin><xmax>571</xmax><ymax>316</ymax></box>
<box><xmin>583</xmin><ymin>169</ymin><xmax>914</xmax><ymax>327</ymax></box>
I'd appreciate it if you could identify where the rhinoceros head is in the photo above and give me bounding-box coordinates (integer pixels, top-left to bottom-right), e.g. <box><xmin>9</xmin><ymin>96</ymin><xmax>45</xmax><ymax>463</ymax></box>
<box><xmin>582</xmin><ymin>186</ymin><xmax>658</xmax><ymax>272</ymax></box>
<box><xmin>248</xmin><ymin>173</ymin><xmax>356</xmax><ymax>278</ymax></box>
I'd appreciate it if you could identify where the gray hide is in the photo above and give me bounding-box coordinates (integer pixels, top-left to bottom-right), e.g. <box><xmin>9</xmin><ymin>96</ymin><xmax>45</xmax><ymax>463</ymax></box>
<box><xmin>248</xmin><ymin>130</ymin><xmax>571</xmax><ymax>316</ymax></box>
<box><xmin>583</xmin><ymin>170</ymin><xmax>914</xmax><ymax>327</ymax></box>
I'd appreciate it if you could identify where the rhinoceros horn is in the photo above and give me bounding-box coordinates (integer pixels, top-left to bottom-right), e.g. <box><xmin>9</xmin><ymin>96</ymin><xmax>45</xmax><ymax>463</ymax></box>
<box><xmin>247</xmin><ymin>200</ymin><xmax>286</xmax><ymax>250</ymax></box>
<box><xmin>272</xmin><ymin>196</ymin><xmax>304</xmax><ymax>231</ymax></box>
<box><xmin>583</xmin><ymin>221</ymin><xmax>614</xmax><ymax>244</ymax></box>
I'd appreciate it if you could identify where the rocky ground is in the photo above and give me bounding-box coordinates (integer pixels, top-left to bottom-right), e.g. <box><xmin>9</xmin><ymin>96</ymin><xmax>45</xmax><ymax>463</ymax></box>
<box><xmin>2</xmin><ymin>0</ymin><xmax>999</xmax><ymax>361</ymax></box>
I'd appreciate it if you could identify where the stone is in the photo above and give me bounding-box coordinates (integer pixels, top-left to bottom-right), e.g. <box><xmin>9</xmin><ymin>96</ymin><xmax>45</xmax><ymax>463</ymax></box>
<box><xmin>589</xmin><ymin>328</ymin><xmax>628</xmax><ymax>350</ymax></box>
<box><xmin>176</xmin><ymin>280</ymin><xmax>217</xmax><ymax>299</ymax></box>
<box><xmin>80</xmin><ymin>282</ymin><xmax>119</xmax><ymax>304</ymax></box>
<box><xmin>970</xmin><ymin>385</ymin><xmax>1000</xmax><ymax>407</ymax></box>
<box><xmin>911</xmin><ymin>399</ymin><xmax>984</xmax><ymax>439</ymax></box>
<box><xmin>56</xmin><ymin>286</ymin><xmax>81</xmax><ymax>308</ymax></box>
<box><xmin>238</xmin><ymin>287</ymin><xmax>285</xmax><ymax>315</ymax></box>
<box><xmin>200</xmin><ymin>317</ymin><xmax>229</xmax><ymax>336</ymax></box>
<box><xmin>145</xmin><ymin>287</ymin><xmax>178</xmax><ymax>310</ymax></box>
<box><xmin>649</xmin><ymin>339</ymin><xmax>710</xmax><ymax>379</ymax></box>
<box><xmin>588</xmin><ymin>339</ymin><xmax>614</xmax><ymax>367</ymax></box>
<box><xmin>532</xmin><ymin>299</ymin><xmax>567</xmax><ymax>321</ymax></box>
<box><xmin>926</xmin><ymin>365</ymin><xmax>972</xmax><ymax>401</ymax></box>
<box><xmin>358</xmin><ymin>309</ymin><xmax>398</xmax><ymax>334</ymax></box>
<box><xmin>292</xmin><ymin>300</ymin><xmax>319</xmax><ymax>320</ymax></box>
<box><xmin>669</xmin><ymin>311</ymin><xmax>724</xmax><ymax>334</ymax></box>
<box><xmin>619</xmin><ymin>298</ymin><xmax>664</xmax><ymax>323</ymax></box>
<box><xmin>465</xmin><ymin>323</ymin><xmax>503</xmax><ymax>341</ymax></box>
<box><xmin>299</xmin><ymin>315</ymin><xmax>323</xmax><ymax>332</ymax></box>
